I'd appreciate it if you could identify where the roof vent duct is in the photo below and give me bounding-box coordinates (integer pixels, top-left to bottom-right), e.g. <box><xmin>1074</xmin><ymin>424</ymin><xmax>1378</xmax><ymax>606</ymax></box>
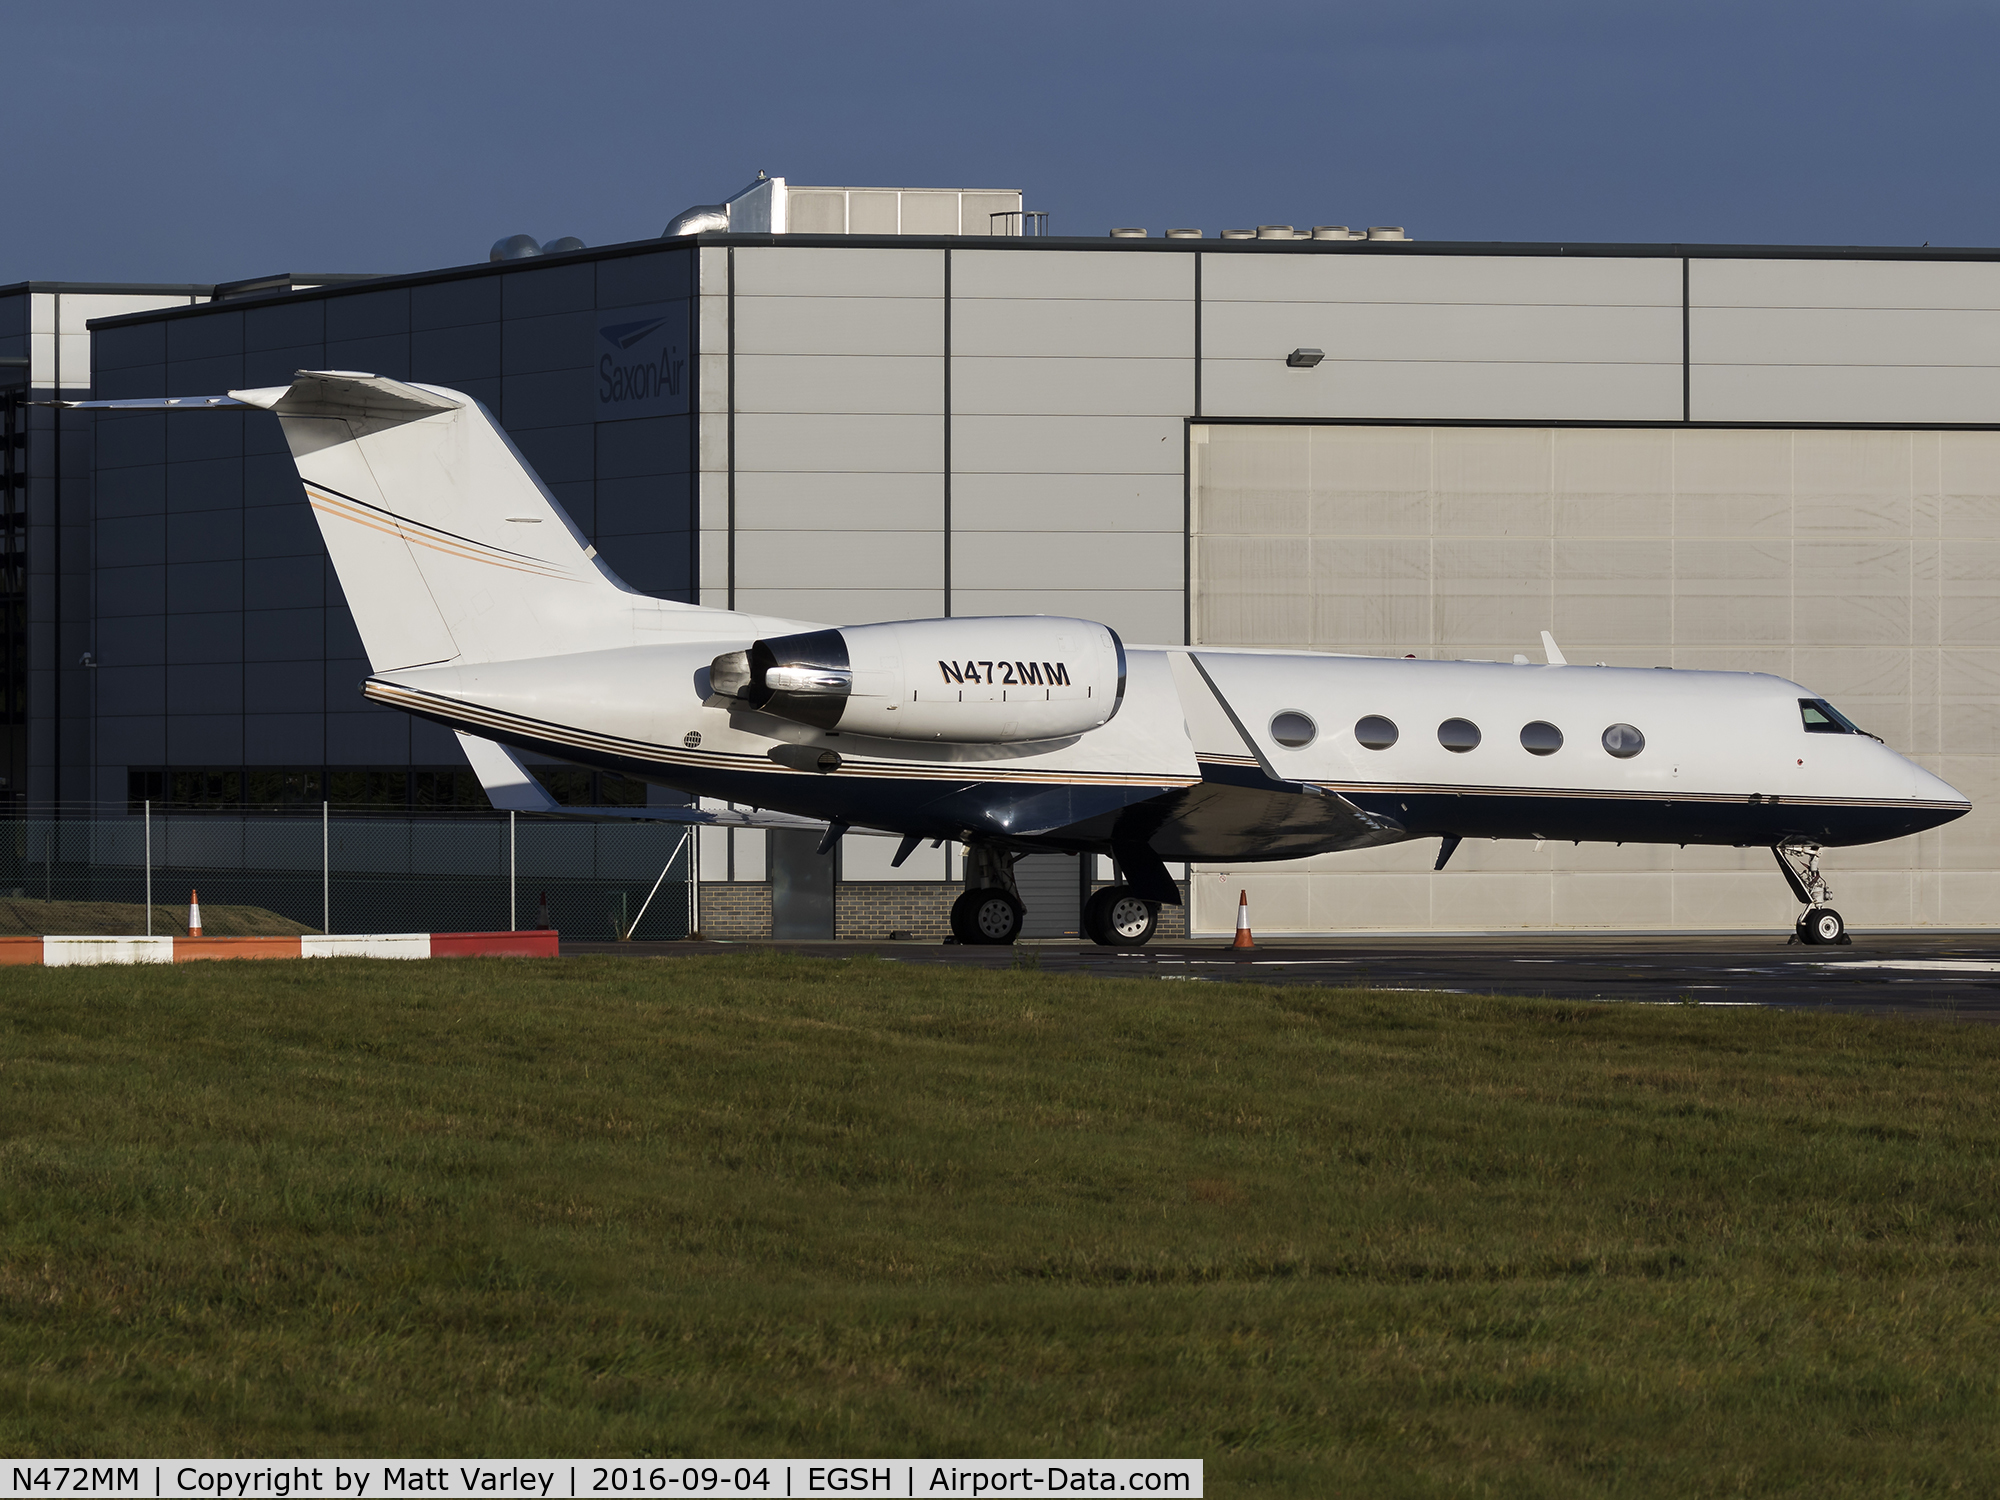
<box><xmin>1220</xmin><ymin>228</ymin><xmax>1255</xmax><ymax>240</ymax></box>
<box><xmin>664</xmin><ymin>203</ymin><xmax>730</xmax><ymax>237</ymax></box>
<box><xmin>489</xmin><ymin>235</ymin><xmax>543</xmax><ymax>262</ymax></box>
<box><xmin>1256</xmin><ymin>224</ymin><xmax>1295</xmax><ymax>240</ymax></box>
<box><xmin>1164</xmin><ymin>228</ymin><xmax>1202</xmax><ymax>239</ymax></box>
<box><xmin>1367</xmin><ymin>226</ymin><xmax>1410</xmax><ymax>241</ymax></box>
<box><xmin>1108</xmin><ymin>227</ymin><xmax>1147</xmax><ymax>238</ymax></box>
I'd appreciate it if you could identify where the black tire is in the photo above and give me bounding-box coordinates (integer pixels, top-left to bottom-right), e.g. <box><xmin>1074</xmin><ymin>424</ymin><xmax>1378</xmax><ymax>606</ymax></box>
<box><xmin>1083</xmin><ymin>885</ymin><xmax>1159</xmax><ymax>947</ymax></box>
<box><xmin>951</xmin><ymin>887</ymin><xmax>1024</xmax><ymax>945</ymax></box>
<box><xmin>1803</xmin><ymin>907</ymin><xmax>1846</xmax><ymax>945</ymax></box>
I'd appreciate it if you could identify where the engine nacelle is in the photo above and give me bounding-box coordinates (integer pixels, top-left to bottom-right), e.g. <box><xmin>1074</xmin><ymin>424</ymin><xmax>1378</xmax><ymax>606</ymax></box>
<box><xmin>711</xmin><ymin>617</ymin><xmax>1125</xmax><ymax>743</ymax></box>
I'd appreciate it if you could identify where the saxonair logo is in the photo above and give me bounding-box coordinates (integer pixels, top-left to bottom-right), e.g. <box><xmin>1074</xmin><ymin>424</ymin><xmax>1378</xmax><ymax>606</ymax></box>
<box><xmin>594</xmin><ymin>302</ymin><xmax>689</xmax><ymax>421</ymax></box>
<box><xmin>940</xmin><ymin>659</ymin><xmax>1071</xmax><ymax>686</ymax></box>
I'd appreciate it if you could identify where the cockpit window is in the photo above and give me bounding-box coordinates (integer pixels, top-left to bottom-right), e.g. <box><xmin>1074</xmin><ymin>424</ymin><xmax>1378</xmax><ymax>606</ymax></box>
<box><xmin>1800</xmin><ymin>698</ymin><xmax>1870</xmax><ymax>737</ymax></box>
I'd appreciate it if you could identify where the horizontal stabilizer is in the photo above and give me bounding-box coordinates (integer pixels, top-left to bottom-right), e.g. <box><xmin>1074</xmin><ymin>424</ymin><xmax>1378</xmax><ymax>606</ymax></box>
<box><xmin>46</xmin><ymin>370</ymin><xmax>463</xmax><ymax>420</ymax></box>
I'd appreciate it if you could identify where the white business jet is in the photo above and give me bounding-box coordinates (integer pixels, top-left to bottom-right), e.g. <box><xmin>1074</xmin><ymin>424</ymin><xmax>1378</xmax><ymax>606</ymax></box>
<box><xmin>62</xmin><ymin>373</ymin><xmax>1969</xmax><ymax>946</ymax></box>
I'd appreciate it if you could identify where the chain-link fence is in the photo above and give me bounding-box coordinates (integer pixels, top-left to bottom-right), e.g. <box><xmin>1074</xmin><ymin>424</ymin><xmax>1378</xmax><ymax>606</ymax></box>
<box><xmin>0</xmin><ymin>805</ymin><xmax>695</xmax><ymax>939</ymax></box>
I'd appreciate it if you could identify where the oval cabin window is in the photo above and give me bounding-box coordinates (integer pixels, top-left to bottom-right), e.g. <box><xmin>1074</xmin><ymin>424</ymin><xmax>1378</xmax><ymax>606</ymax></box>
<box><xmin>1438</xmin><ymin>718</ymin><xmax>1481</xmax><ymax>753</ymax></box>
<box><xmin>1602</xmin><ymin>723</ymin><xmax>1645</xmax><ymax>758</ymax></box>
<box><xmin>1270</xmin><ymin>711</ymin><xmax>1317</xmax><ymax>749</ymax></box>
<box><xmin>1355</xmin><ymin>715</ymin><xmax>1398</xmax><ymax>750</ymax></box>
<box><xmin>1520</xmin><ymin>721</ymin><xmax>1563</xmax><ymax>755</ymax></box>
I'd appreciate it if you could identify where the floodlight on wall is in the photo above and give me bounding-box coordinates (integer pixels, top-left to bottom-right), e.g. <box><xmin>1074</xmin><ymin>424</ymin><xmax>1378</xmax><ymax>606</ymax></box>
<box><xmin>1287</xmin><ymin>348</ymin><xmax>1325</xmax><ymax>369</ymax></box>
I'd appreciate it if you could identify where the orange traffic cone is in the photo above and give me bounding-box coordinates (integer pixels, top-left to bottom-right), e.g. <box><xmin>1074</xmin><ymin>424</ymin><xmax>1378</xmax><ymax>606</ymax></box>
<box><xmin>1232</xmin><ymin>888</ymin><xmax>1254</xmax><ymax>950</ymax></box>
<box><xmin>189</xmin><ymin>888</ymin><xmax>203</xmax><ymax>937</ymax></box>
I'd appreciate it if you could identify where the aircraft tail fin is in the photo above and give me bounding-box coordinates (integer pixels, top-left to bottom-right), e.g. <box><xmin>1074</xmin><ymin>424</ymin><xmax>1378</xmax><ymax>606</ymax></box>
<box><xmin>64</xmin><ymin>372</ymin><xmax>652</xmax><ymax>671</ymax></box>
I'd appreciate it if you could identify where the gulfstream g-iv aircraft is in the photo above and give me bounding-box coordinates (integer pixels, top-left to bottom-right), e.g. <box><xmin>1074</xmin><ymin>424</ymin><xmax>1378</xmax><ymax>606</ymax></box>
<box><xmin>62</xmin><ymin>373</ymin><xmax>1971</xmax><ymax>946</ymax></box>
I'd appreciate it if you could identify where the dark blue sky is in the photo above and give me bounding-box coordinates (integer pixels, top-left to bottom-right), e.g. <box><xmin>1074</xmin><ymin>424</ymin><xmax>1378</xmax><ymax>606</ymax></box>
<box><xmin>9</xmin><ymin>0</ymin><xmax>1996</xmax><ymax>285</ymax></box>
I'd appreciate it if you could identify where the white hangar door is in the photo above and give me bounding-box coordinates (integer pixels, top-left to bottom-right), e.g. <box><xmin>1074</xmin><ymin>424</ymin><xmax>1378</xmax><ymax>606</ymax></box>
<box><xmin>1188</xmin><ymin>422</ymin><xmax>2000</xmax><ymax>935</ymax></box>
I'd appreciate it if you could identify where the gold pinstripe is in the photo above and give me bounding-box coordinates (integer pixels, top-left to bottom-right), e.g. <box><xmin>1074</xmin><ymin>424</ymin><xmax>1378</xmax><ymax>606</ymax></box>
<box><xmin>304</xmin><ymin>485</ymin><xmax>577</xmax><ymax>582</ymax></box>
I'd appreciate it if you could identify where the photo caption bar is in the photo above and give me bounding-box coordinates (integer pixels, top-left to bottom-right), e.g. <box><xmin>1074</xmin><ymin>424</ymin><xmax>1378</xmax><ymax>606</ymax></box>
<box><xmin>2</xmin><ymin>1460</ymin><xmax>1201</xmax><ymax>1498</ymax></box>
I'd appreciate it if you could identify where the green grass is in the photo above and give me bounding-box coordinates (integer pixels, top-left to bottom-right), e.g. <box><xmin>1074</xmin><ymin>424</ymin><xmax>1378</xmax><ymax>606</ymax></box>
<box><xmin>2</xmin><ymin>954</ymin><xmax>1998</xmax><ymax>1495</ymax></box>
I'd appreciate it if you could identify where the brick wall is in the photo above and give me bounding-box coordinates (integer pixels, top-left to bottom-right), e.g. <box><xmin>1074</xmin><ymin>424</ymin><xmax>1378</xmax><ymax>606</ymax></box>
<box><xmin>695</xmin><ymin>883</ymin><xmax>771</xmax><ymax>940</ymax></box>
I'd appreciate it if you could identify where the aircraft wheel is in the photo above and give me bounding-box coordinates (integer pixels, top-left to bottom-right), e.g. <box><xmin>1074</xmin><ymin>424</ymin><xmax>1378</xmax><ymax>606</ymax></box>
<box><xmin>1800</xmin><ymin>907</ymin><xmax>1847</xmax><ymax>945</ymax></box>
<box><xmin>1083</xmin><ymin>885</ymin><xmax>1158</xmax><ymax>946</ymax></box>
<box><xmin>951</xmin><ymin>887</ymin><xmax>1023</xmax><ymax>945</ymax></box>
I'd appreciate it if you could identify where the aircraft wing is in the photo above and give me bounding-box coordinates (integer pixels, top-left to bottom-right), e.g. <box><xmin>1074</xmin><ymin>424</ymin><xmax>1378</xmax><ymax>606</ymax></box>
<box><xmin>453</xmin><ymin>731</ymin><xmax>865</xmax><ymax>832</ymax></box>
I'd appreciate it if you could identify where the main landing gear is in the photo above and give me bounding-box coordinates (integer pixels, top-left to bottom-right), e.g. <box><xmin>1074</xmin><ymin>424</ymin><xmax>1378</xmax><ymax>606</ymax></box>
<box><xmin>1774</xmin><ymin>843</ymin><xmax>1850</xmax><ymax>945</ymax></box>
<box><xmin>947</xmin><ymin>843</ymin><xmax>1162</xmax><ymax>947</ymax></box>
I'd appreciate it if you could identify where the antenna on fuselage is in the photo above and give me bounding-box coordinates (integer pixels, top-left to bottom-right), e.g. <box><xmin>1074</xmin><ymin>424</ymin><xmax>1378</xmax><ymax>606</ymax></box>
<box><xmin>1540</xmin><ymin>630</ymin><xmax>1568</xmax><ymax>666</ymax></box>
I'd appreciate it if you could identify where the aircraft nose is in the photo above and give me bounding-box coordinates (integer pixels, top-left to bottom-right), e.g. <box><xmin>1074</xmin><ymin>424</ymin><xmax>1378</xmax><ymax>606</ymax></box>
<box><xmin>1896</xmin><ymin>750</ymin><xmax>1971</xmax><ymax>827</ymax></box>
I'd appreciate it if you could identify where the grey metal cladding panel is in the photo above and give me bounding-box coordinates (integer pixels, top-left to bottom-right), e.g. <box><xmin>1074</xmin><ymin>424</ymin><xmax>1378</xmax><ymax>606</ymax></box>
<box><xmin>951</xmin><ymin>473</ymin><xmax>1182</xmax><ymax>533</ymax></box>
<box><xmin>98</xmin><ymin>516</ymin><xmax>166</xmax><ymax>569</ymax></box>
<box><xmin>170</xmin><ymin>610</ymin><xmax>244</xmax><ymax>664</ymax></box>
<box><xmin>245</xmin><ymin>660</ymin><xmax>322</xmax><ymax>714</ymax></box>
<box><xmin>1691</xmin><ymin>306</ymin><xmax>2000</xmax><ymax>367</ymax></box>
<box><xmin>166</xmin><ymin>510</ymin><xmax>241</xmax><ymax>564</ymax></box>
<box><xmin>952</xmin><ymin>356</ymin><xmax>1189</xmax><ymax>416</ymax></box>
<box><xmin>502</xmin><ymin>310</ymin><xmax>594</xmax><ymax>375</ymax></box>
<box><xmin>409</xmin><ymin>717</ymin><xmax>461</xmax><ymax>762</ymax></box>
<box><xmin>326</xmin><ymin>288</ymin><xmax>411</xmax><ymax>342</ymax></box>
<box><xmin>734</xmin><ymin>296</ymin><xmax>942</xmax><ymax>356</ymax></box>
<box><xmin>1690</xmin><ymin>364</ymin><xmax>2000</xmax><ymax>425</ymax></box>
<box><xmin>325</xmin><ymin>608</ymin><xmax>365</xmax><ymax>660</ymax></box>
<box><xmin>951</xmin><ymin>415</ymin><xmax>1184</xmax><ymax>474</ymax></box>
<box><xmin>166</xmin><ymin>458</ymin><xmax>242</xmax><ymax>517</ymax></box>
<box><xmin>243</xmin><ymin>452</ymin><xmax>306</xmax><ymax>506</ymax></box>
<box><xmin>735</xmin><ymin>529</ymin><xmax>943</xmax><ymax>591</ymax></box>
<box><xmin>502</xmin><ymin>262</ymin><xmax>596</xmax><ymax>319</ymax></box>
<box><xmin>413</xmin><ymin>275</ymin><xmax>502</xmax><ymax>331</ymax></box>
<box><xmin>246</xmin><ymin>714</ymin><xmax>324</xmax><ymax>763</ymax></box>
<box><xmin>97</xmin><ymin>667</ymin><xmax>165</xmax><ymax>716</ymax></box>
<box><xmin>952</xmin><ymin>250</ymin><xmax>1193</xmax><ymax>301</ymax></box>
<box><xmin>96</xmin><ymin>414</ymin><xmax>165</xmax><ymax>470</ymax></box>
<box><xmin>243</xmin><ymin>607</ymin><xmax>324</xmax><ymax>662</ymax></box>
<box><xmin>448</xmin><ymin>376</ymin><xmax>503</xmax><ymax>412</ymax></box>
<box><xmin>245</xmin><ymin>502</ymin><xmax>320</xmax><ymax>558</ymax></box>
<box><xmin>167</xmin><ymin>560</ymin><xmax>244</xmax><ymax>612</ymax></box>
<box><xmin>949</xmin><ymin>531</ymin><xmax>1182</xmax><ymax>591</ymax></box>
<box><xmin>1203</xmin><ymin>253</ymin><xmax>1682</xmax><ymax>307</ymax></box>
<box><xmin>734</xmin><ymin>413</ymin><xmax>943</xmax><ymax>473</ymax></box>
<box><xmin>245</xmin><ymin>555</ymin><xmax>324</xmax><ymax>611</ymax></box>
<box><xmin>1692</xmin><ymin>257</ymin><xmax>2000</xmax><ymax>310</ymax></box>
<box><xmin>595</xmin><ymin>473</ymin><xmax>692</xmax><ymax>536</ymax></box>
<box><xmin>99</xmin><ymin>715</ymin><xmax>167</xmax><ymax>764</ymax></box>
<box><xmin>593</xmin><ymin>531</ymin><xmax>692</xmax><ymax>596</ymax></box>
<box><xmin>500</xmin><ymin>370</ymin><xmax>593</xmax><ymax>427</ymax></box>
<box><xmin>734</xmin><ymin>472</ymin><xmax>942</xmax><ymax>532</ymax></box>
<box><xmin>597</xmin><ymin>415</ymin><xmax>693</xmax><ymax>478</ymax></box>
<box><xmin>731</xmin><ymin>588</ymin><xmax>944</xmax><ymax>627</ymax></box>
<box><xmin>166</xmin><ymin>412</ymin><xmax>244</xmax><ymax>463</ymax></box>
<box><xmin>168</xmin><ymin>664</ymin><xmax>242</xmax><ymax>715</ymax></box>
<box><xmin>323</xmin><ymin>658</ymin><xmax>373</xmax><ymax>710</ymax></box>
<box><xmin>97</xmin><ymin>465</ymin><xmax>164</xmax><ymax>519</ymax></box>
<box><xmin>165</xmin><ymin>311</ymin><xmax>244</xmax><ymax>362</ymax></box>
<box><xmin>952</xmin><ymin>298</ymin><xmax>1192</xmax><ymax>358</ymax></box>
<box><xmin>547</xmin><ymin>479</ymin><xmax>594</xmax><ymax>535</ymax></box>
<box><xmin>95</xmin><ymin>322</ymin><xmax>165</xmax><ymax>371</ymax></box>
<box><xmin>96</xmin><ymin>365</ymin><xmax>166</xmax><ymax>399</ymax></box>
<box><xmin>97</xmin><ymin>565</ymin><xmax>165</xmax><ymax>617</ymax></box>
<box><xmin>734</xmin><ymin>354</ymin><xmax>942</xmax><ymax>415</ymax></box>
<box><xmin>411</xmin><ymin>323</ymin><xmax>501</xmax><ymax>382</ymax></box>
<box><xmin>899</xmin><ymin>191</ymin><xmax>961</xmax><ymax>235</ymax></box>
<box><xmin>327</xmin><ymin>711</ymin><xmax>410</xmax><ymax>762</ymax></box>
<box><xmin>787</xmin><ymin>191</ymin><xmax>846</xmax><ymax>235</ymax></box>
<box><xmin>950</xmin><ymin>588</ymin><xmax>1186</xmax><ymax>645</ymax></box>
<box><xmin>325</xmin><ymin>334</ymin><xmax>412</xmax><ymax>380</ymax></box>
<box><xmin>1202</xmin><ymin>358</ymin><xmax>1683</xmax><ymax>422</ymax></box>
<box><xmin>1206</xmin><ymin>301</ymin><xmax>1681</xmax><ymax>363</ymax></box>
<box><xmin>0</xmin><ymin>292</ymin><xmax>24</xmax><ymax>339</ymax></box>
<box><xmin>598</xmin><ymin>251</ymin><xmax>694</xmax><ymax>307</ymax></box>
<box><xmin>97</xmin><ymin>616</ymin><xmax>166</xmax><ymax>666</ymax></box>
<box><xmin>961</xmin><ymin>192</ymin><xmax>1019</xmax><ymax>234</ymax></box>
<box><xmin>244</xmin><ymin>345</ymin><xmax>328</xmax><ymax>388</ymax></box>
<box><xmin>244</xmin><ymin>299</ymin><xmax>325</xmax><ymax>352</ymax></box>
<box><xmin>167</xmin><ymin>715</ymin><xmax>244</xmax><ymax>763</ymax></box>
<box><xmin>509</xmin><ymin>423</ymin><xmax>593</xmax><ymax>485</ymax></box>
<box><xmin>734</xmin><ymin>246</ymin><xmax>944</xmax><ymax>298</ymax></box>
<box><xmin>166</xmin><ymin>354</ymin><xmax>245</xmax><ymax>393</ymax></box>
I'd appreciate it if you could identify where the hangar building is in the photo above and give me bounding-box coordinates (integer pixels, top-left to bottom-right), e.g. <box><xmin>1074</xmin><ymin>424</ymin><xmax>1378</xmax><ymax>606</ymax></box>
<box><xmin>10</xmin><ymin>174</ymin><xmax>1999</xmax><ymax>937</ymax></box>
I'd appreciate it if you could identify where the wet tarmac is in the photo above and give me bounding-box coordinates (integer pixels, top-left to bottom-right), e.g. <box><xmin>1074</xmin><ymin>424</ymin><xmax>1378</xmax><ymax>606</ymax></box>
<box><xmin>563</xmin><ymin>932</ymin><xmax>2000</xmax><ymax>1023</ymax></box>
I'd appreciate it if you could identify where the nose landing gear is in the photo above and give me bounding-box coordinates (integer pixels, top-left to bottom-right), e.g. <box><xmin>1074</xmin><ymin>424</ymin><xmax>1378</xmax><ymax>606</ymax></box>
<box><xmin>1774</xmin><ymin>843</ymin><xmax>1851</xmax><ymax>945</ymax></box>
<box><xmin>949</xmin><ymin>843</ymin><xmax>1025</xmax><ymax>945</ymax></box>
